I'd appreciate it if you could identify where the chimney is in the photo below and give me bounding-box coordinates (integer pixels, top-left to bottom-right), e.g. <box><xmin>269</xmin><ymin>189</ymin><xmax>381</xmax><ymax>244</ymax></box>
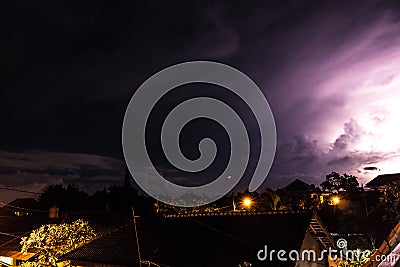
<box><xmin>49</xmin><ymin>206</ymin><xmax>59</xmax><ymax>219</ymax></box>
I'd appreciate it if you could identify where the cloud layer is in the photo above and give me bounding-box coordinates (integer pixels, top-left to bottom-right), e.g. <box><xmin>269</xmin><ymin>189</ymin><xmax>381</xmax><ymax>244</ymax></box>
<box><xmin>0</xmin><ymin>151</ymin><xmax>124</xmax><ymax>203</ymax></box>
<box><xmin>1</xmin><ymin>0</ymin><xmax>400</xmax><ymax>196</ymax></box>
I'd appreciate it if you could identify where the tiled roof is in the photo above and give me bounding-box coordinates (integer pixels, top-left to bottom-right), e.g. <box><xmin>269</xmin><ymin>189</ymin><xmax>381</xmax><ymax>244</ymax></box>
<box><xmin>366</xmin><ymin>173</ymin><xmax>400</xmax><ymax>187</ymax></box>
<box><xmin>62</xmin><ymin>225</ymin><xmax>139</xmax><ymax>266</ymax></box>
<box><xmin>64</xmin><ymin>211</ymin><xmax>313</xmax><ymax>267</ymax></box>
<box><xmin>0</xmin><ymin>215</ymin><xmax>48</xmax><ymax>252</ymax></box>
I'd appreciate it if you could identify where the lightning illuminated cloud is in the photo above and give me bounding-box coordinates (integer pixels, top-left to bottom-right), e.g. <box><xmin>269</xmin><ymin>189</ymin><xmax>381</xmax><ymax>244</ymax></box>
<box><xmin>257</xmin><ymin>6</ymin><xmax>400</xmax><ymax>187</ymax></box>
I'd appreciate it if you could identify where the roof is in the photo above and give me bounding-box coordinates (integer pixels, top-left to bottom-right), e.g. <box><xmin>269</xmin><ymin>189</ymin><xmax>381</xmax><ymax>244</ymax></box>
<box><xmin>0</xmin><ymin>198</ymin><xmax>45</xmax><ymax>218</ymax></box>
<box><xmin>64</xmin><ymin>211</ymin><xmax>314</xmax><ymax>267</ymax></box>
<box><xmin>0</xmin><ymin>207</ymin><xmax>13</xmax><ymax>217</ymax></box>
<box><xmin>0</xmin><ymin>215</ymin><xmax>49</xmax><ymax>252</ymax></box>
<box><xmin>62</xmin><ymin>225</ymin><xmax>138</xmax><ymax>266</ymax></box>
<box><xmin>6</xmin><ymin>198</ymin><xmax>41</xmax><ymax>210</ymax></box>
<box><xmin>366</xmin><ymin>173</ymin><xmax>400</xmax><ymax>187</ymax></box>
<box><xmin>283</xmin><ymin>179</ymin><xmax>311</xmax><ymax>191</ymax></box>
<box><xmin>0</xmin><ymin>211</ymin><xmax>130</xmax><ymax>258</ymax></box>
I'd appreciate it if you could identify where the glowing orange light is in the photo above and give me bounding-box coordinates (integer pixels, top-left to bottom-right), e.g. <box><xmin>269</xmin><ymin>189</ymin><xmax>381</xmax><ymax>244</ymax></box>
<box><xmin>332</xmin><ymin>196</ymin><xmax>340</xmax><ymax>205</ymax></box>
<box><xmin>243</xmin><ymin>198</ymin><xmax>252</xmax><ymax>208</ymax></box>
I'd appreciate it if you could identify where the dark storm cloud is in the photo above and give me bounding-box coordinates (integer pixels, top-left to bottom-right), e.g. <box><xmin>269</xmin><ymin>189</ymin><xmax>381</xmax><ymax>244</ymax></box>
<box><xmin>0</xmin><ymin>151</ymin><xmax>124</xmax><ymax>203</ymax></box>
<box><xmin>0</xmin><ymin>165</ymin><xmax>120</xmax><ymax>179</ymax></box>
<box><xmin>0</xmin><ymin>0</ymin><xmax>250</xmax><ymax>157</ymax></box>
<box><xmin>292</xmin><ymin>135</ymin><xmax>319</xmax><ymax>162</ymax></box>
<box><xmin>364</xmin><ymin>166</ymin><xmax>380</xmax><ymax>171</ymax></box>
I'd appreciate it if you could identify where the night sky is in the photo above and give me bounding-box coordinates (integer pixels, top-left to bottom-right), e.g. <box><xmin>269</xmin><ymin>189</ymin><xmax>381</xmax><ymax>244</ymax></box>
<box><xmin>1</xmin><ymin>0</ymin><xmax>400</xmax><ymax>203</ymax></box>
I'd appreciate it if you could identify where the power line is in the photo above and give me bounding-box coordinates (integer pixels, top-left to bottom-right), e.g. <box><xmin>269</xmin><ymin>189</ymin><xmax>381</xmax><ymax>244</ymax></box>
<box><xmin>0</xmin><ymin>203</ymin><xmax>48</xmax><ymax>213</ymax></box>
<box><xmin>0</xmin><ymin>187</ymin><xmax>41</xmax><ymax>195</ymax></box>
<box><xmin>0</xmin><ymin>232</ymin><xmax>20</xmax><ymax>238</ymax></box>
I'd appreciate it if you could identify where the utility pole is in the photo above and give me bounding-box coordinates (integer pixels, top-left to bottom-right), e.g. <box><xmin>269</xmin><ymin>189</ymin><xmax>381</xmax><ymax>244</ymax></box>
<box><xmin>132</xmin><ymin>208</ymin><xmax>142</xmax><ymax>267</ymax></box>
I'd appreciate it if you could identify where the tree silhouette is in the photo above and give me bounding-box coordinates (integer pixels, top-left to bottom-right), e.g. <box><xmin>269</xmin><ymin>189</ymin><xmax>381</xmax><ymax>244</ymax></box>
<box><xmin>39</xmin><ymin>184</ymin><xmax>90</xmax><ymax>211</ymax></box>
<box><xmin>260</xmin><ymin>189</ymin><xmax>283</xmax><ymax>211</ymax></box>
<box><xmin>321</xmin><ymin>172</ymin><xmax>359</xmax><ymax>192</ymax></box>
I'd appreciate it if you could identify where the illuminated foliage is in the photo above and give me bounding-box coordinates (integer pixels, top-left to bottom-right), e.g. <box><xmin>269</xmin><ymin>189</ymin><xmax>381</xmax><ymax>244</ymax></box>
<box><xmin>20</xmin><ymin>219</ymin><xmax>96</xmax><ymax>267</ymax></box>
<box><xmin>338</xmin><ymin>251</ymin><xmax>371</xmax><ymax>267</ymax></box>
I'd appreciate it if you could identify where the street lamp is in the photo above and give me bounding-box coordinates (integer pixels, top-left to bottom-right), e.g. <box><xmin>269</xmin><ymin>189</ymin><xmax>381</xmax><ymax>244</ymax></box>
<box><xmin>243</xmin><ymin>197</ymin><xmax>252</xmax><ymax>209</ymax></box>
<box><xmin>332</xmin><ymin>196</ymin><xmax>340</xmax><ymax>205</ymax></box>
<box><xmin>331</xmin><ymin>196</ymin><xmax>340</xmax><ymax>214</ymax></box>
